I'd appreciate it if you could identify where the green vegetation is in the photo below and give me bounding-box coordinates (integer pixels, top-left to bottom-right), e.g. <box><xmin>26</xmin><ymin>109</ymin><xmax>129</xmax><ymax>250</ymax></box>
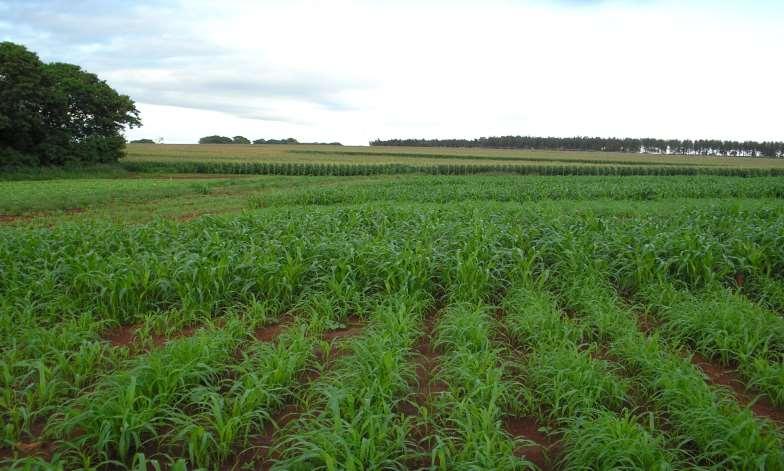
<box><xmin>124</xmin><ymin>143</ymin><xmax>784</xmax><ymax>170</ymax></box>
<box><xmin>2</xmin><ymin>166</ymin><xmax>784</xmax><ymax>469</ymax></box>
<box><xmin>0</xmin><ymin>42</ymin><xmax>139</xmax><ymax>166</ymax></box>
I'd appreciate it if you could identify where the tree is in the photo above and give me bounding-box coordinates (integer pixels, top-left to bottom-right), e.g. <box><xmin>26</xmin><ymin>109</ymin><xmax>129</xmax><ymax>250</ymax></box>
<box><xmin>198</xmin><ymin>135</ymin><xmax>233</xmax><ymax>144</ymax></box>
<box><xmin>232</xmin><ymin>135</ymin><xmax>250</xmax><ymax>144</ymax></box>
<box><xmin>0</xmin><ymin>42</ymin><xmax>140</xmax><ymax>166</ymax></box>
<box><xmin>130</xmin><ymin>139</ymin><xmax>155</xmax><ymax>144</ymax></box>
<box><xmin>0</xmin><ymin>42</ymin><xmax>52</xmax><ymax>165</ymax></box>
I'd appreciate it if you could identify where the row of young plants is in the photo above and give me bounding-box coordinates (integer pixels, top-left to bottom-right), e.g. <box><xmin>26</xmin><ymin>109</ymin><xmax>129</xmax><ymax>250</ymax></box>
<box><xmin>272</xmin><ymin>291</ymin><xmax>430</xmax><ymax>469</ymax></box>
<box><xmin>428</xmin><ymin>300</ymin><xmax>530</xmax><ymax>470</ymax></box>
<box><xmin>3</xmin><ymin>200</ymin><xmax>784</xmax><ymax>467</ymax></box>
<box><xmin>6</xmin><ymin>284</ymin><xmax>371</xmax><ymax>469</ymax></box>
<box><xmin>501</xmin><ymin>280</ymin><xmax>678</xmax><ymax>469</ymax></box>
<box><xmin>538</xmin><ymin>234</ymin><xmax>784</xmax><ymax>468</ymax></box>
<box><xmin>256</xmin><ymin>175</ymin><xmax>784</xmax><ymax>207</ymax></box>
<box><xmin>637</xmin><ymin>282</ymin><xmax>784</xmax><ymax>407</ymax></box>
<box><xmin>120</xmin><ymin>159</ymin><xmax>784</xmax><ymax>177</ymax></box>
<box><xmin>423</xmin><ymin>227</ymin><xmax>529</xmax><ymax>470</ymax></box>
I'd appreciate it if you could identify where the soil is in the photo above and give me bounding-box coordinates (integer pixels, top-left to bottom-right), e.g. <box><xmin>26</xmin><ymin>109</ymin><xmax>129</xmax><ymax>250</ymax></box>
<box><xmin>322</xmin><ymin>317</ymin><xmax>366</xmax><ymax>342</ymax></box>
<box><xmin>103</xmin><ymin>323</ymin><xmax>141</xmax><ymax>347</ymax></box>
<box><xmin>0</xmin><ymin>213</ymin><xmax>36</xmax><ymax>224</ymax></box>
<box><xmin>503</xmin><ymin>416</ymin><xmax>558</xmax><ymax>470</ymax></box>
<box><xmin>177</xmin><ymin>211</ymin><xmax>203</xmax><ymax>222</ymax></box>
<box><xmin>690</xmin><ymin>353</ymin><xmax>784</xmax><ymax>424</ymax></box>
<box><xmin>254</xmin><ymin>323</ymin><xmax>287</xmax><ymax>342</ymax></box>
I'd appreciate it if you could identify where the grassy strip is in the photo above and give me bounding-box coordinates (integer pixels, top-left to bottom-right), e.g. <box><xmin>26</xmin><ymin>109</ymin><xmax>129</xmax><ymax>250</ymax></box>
<box><xmin>639</xmin><ymin>283</ymin><xmax>784</xmax><ymax>407</ymax></box>
<box><xmin>256</xmin><ymin>175</ymin><xmax>784</xmax><ymax>207</ymax></box>
<box><xmin>502</xmin><ymin>283</ymin><xmax>676</xmax><ymax>469</ymax></box>
<box><xmin>271</xmin><ymin>291</ymin><xmax>430</xmax><ymax>469</ymax></box>
<box><xmin>427</xmin><ymin>302</ymin><xmax>533</xmax><ymax>470</ymax></box>
<box><xmin>556</xmin><ymin>269</ymin><xmax>784</xmax><ymax>468</ymax></box>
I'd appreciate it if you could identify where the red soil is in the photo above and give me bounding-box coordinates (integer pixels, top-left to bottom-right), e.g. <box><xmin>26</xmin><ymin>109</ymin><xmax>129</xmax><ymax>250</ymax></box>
<box><xmin>254</xmin><ymin>323</ymin><xmax>287</xmax><ymax>342</ymax></box>
<box><xmin>103</xmin><ymin>323</ymin><xmax>141</xmax><ymax>347</ymax></box>
<box><xmin>690</xmin><ymin>353</ymin><xmax>784</xmax><ymax>424</ymax></box>
<box><xmin>322</xmin><ymin>319</ymin><xmax>366</xmax><ymax>342</ymax></box>
<box><xmin>503</xmin><ymin>416</ymin><xmax>558</xmax><ymax>470</ymax></box>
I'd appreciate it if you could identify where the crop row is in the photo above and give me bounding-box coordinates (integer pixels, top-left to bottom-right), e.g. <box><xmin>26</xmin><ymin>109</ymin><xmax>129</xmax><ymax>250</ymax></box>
<box><xmin>120</xmin><ymin>160</ymin><xmax>784</xmax><ymax>177</ymax></box>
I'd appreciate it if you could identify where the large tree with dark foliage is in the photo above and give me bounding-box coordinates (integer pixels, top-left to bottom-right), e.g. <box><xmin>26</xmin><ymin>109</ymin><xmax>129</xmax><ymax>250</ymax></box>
<box><xmin>371</xmin><ymin>136</ymin><xmax>784</xmax><ymax>158</ymax></box>
<box><xmin>0</xmin><ymin>42</ymin><xmax>140</xmax><ymax>166</ymax></box>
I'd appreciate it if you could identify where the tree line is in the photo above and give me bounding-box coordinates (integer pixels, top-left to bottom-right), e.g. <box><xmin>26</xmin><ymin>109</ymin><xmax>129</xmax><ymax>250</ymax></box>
<box><xmin>370</xmin><ymin>136</ymin><xmax>784</xmax><ymax>158</ymax></box>
<box><xmin>198</xmin><ymin>135</ymin><xmax>342</xmax><ymax>145</ymax></box>
<box><xmin>1</xmin><ymin>42</ymin><xmax>140</xmax><ymax>166</ymax></box>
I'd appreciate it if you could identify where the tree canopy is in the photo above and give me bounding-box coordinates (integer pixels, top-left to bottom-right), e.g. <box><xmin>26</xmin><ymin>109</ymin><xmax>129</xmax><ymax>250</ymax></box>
<box><xmin>371</xmin><ymin>136</ymin><xmax>784</xmax><ymax>158</ymax></box>
<box><xmin>0</xmin><ymin>42</ymin><xmax>140</xmax><ymax>166</ymax></box>
<box><xmin>198</xmin><ymin>135</ymin><xmax>234</xmax><ymax>144</ymax></box>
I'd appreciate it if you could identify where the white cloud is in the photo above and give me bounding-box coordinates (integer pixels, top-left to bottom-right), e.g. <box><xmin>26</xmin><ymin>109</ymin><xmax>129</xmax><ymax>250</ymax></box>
<box><xmin>2</xmin><ymin>0</ymin><xmax>783</xmax><ymax>144</ymax></box>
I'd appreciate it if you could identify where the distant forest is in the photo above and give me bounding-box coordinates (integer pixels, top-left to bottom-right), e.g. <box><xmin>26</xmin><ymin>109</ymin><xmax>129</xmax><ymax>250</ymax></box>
<box><xmin>198</xmin><ymin>135</ymin><xmax>341</xmax><ymax>145</ymax></box>
<box><xmin>370</xmin><ymin>136</ymin><xmax>784</xmax><ymax>158</ymax></box>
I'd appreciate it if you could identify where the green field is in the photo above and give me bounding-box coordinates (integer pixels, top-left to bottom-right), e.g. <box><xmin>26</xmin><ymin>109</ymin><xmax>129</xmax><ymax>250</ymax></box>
<box><xmin>2</xmin><ymin>151</ymin><xmax>784</xmax><ymax>469</ymax></box>
<box><xmin>121</xmin><ymin>144</ymin><xmax>784</xmax><ymax>178</ymax></box>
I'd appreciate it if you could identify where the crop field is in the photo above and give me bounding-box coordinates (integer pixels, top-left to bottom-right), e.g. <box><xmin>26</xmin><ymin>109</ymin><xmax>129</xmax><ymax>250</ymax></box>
<box><xmin>124</xmin><ymin>144</ymin><xmax>784</xmax><ymax>175</ymax></box>
<box><xmin>2</xmin><ymin>168</ymin><xmax>784</xmax><ymax>470</ymax></box>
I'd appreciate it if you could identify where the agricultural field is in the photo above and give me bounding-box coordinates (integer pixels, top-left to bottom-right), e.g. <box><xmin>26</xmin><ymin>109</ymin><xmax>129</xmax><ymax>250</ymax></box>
<box><xmin>124</xmin><ymin>144</ymin><xmax>784</xmax><ymax>174</ymax></box>
<box><xmin>2</xmin><ymin>165</ymin><xmax>784</xmax><ymax>470</ymax></box>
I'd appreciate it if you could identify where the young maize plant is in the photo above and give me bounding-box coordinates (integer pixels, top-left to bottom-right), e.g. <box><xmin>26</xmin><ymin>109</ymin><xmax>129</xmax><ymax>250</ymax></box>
<box><xmin>163</xmin><ymin>323</ymin><xmax>317</xmax><ymax>469</ymax></box>
<box><xmin>271</xmin><ymin>291</ymin><xmax>430</xmax><ymax>470</ymax></box>
<box><xmin>427</xmin><ymin>301</ymin><xmax>535</xmax><ymax>470</ymax></box>
<box><xmin>639</xmin><ymin>281</ymin><xmax>784</xmax><ymax>407</ymax></box>
<box><xmin>741</xmin><ymin>274</ymin><xmax>784</xmax><ymax>315</ymax></box>
<box><xmin>48</xmin><ymin>317</ymin><xmax>250</xmax><ymax>467</ymax></box>
<box><xmin>502</xmin><ymin>282</ymin><xmax>676</xmax><ymax>470</ymax></box>
<box><xmin>554</xmin><ymin>269</ymin><xmax>784</xmax><ymax>469</ymax></box>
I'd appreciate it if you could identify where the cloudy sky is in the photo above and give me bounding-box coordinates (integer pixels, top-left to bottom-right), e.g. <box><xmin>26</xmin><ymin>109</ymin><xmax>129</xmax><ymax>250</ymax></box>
<box><xmin>1</xmin><ymin>0</ymin><xmax>782</xmax><ymax>145</ymax></box>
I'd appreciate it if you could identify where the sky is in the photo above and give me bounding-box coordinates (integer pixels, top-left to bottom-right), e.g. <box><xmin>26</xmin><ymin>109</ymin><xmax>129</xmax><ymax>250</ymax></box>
<box><xmin>1</xmin><ymin>0</ymin><xmax>782</xmax><ymax>145</ymax></box>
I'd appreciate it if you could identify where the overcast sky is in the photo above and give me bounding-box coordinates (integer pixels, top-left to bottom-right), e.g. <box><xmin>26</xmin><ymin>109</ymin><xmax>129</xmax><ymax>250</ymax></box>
<box><xmin>1</xmin><ymin>0</ymin><xmax>782</xmax><ymax>145</ymax></box>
